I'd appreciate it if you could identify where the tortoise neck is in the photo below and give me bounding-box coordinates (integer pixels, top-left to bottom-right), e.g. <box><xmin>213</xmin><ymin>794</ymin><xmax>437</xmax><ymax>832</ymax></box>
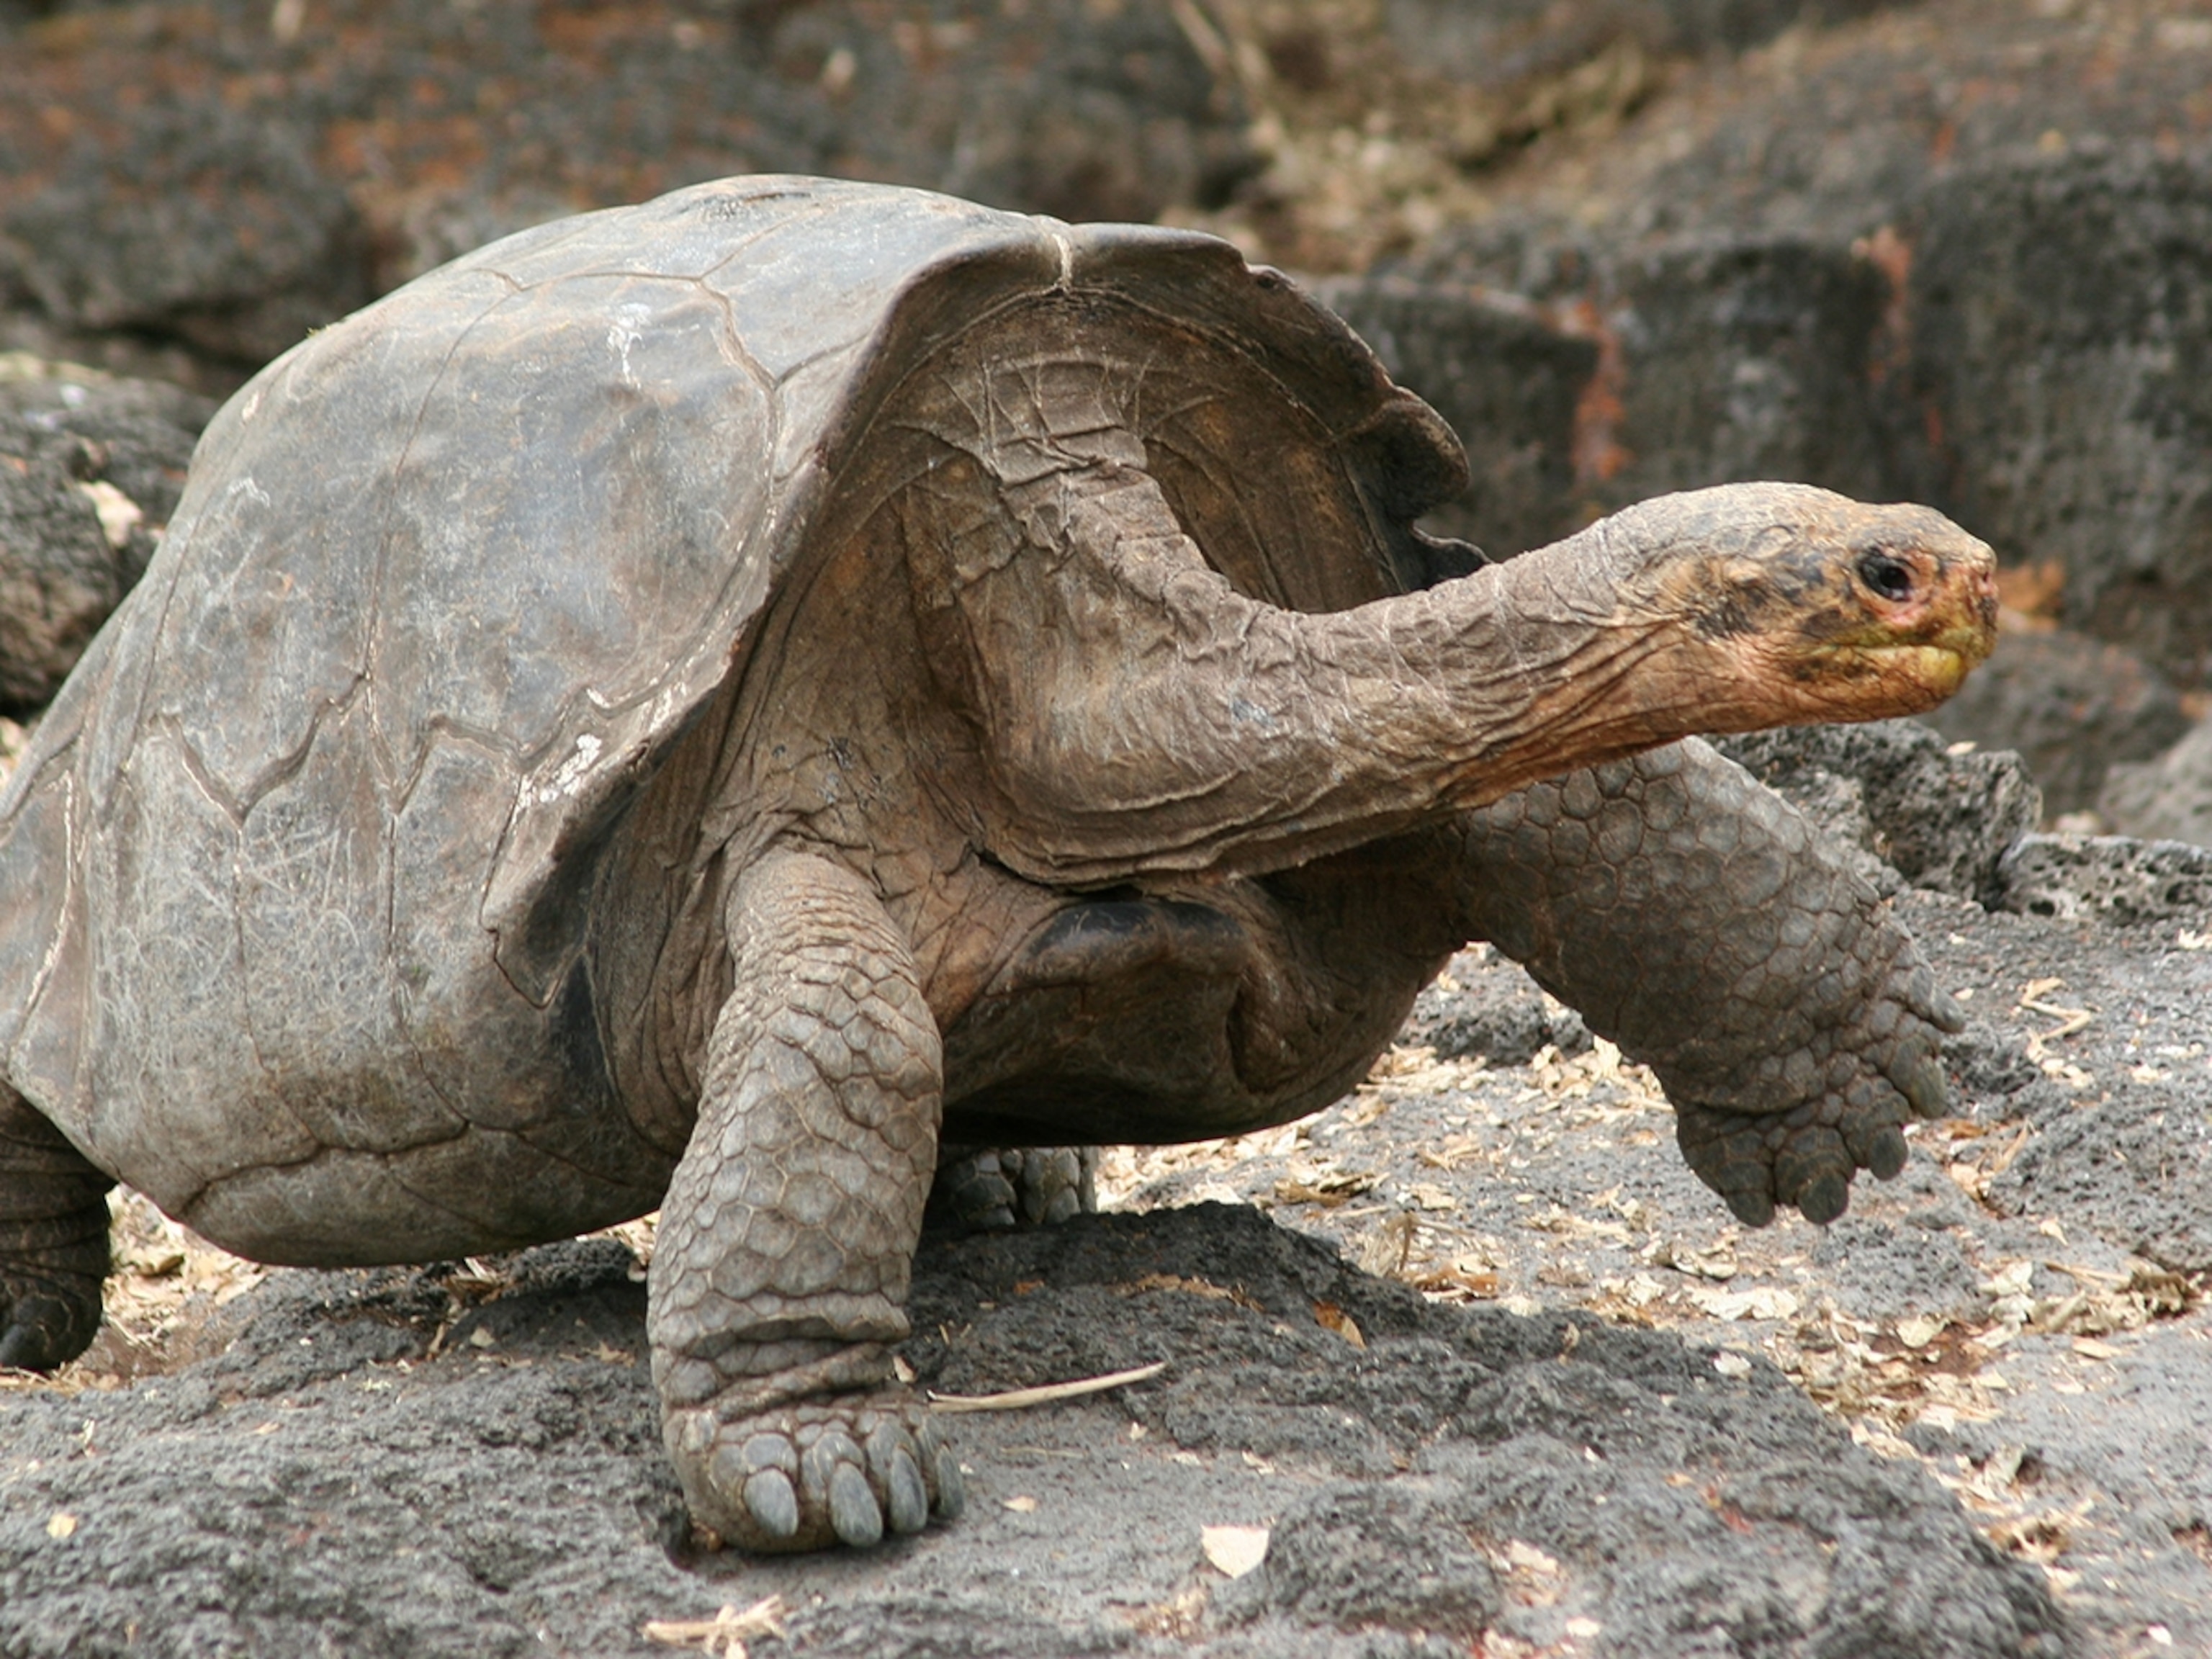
<box><xmin>938</xmin><ymin>459</ymin><xmax>1748</xmax><ymax>888</ymax></box>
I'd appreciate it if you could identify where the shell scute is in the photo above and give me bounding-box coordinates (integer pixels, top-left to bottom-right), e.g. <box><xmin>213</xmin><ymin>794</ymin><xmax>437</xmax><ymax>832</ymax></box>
<box><xmin>368</xmin><ymin>273</ymin><xmax>773</xmax><ymax>771</ymax></box>
<box><xmin>234</xmin><ymin>699</ymin><xmax>469</xmax><ymax>1156</ymax></box>
<box><xmin>80</xmin><ymin>727</ymin><xmax>320</xmax><ymax>1210</ymax></box>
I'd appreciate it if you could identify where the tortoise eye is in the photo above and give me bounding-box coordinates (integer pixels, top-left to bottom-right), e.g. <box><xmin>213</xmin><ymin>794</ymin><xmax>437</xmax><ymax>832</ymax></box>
<box><xmin>1856</xmin><ymin>550</ymin><xmax>1915</xmax><ymax>603</ymax></box>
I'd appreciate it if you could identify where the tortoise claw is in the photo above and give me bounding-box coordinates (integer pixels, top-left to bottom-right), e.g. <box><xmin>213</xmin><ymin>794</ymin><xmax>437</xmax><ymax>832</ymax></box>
<box><xmin>1864</xmin><ymin>1124</ymin><xmax>1911</xmax><ymax>1180</ymax></box>
<box><xmin>1914</xmin><ymin>969</ymin><xmax>1969</xmax><ymax>1036</ymax></box>
<box><xmin>667</xmin><ymin>1390</ymin><xmax>958</xmax><ymax>1554</ymax></box>
<box><xmin>1896</xmin><ymin>1051</ymin><xmax>1951</xmax><ymax>1121</ymax></box>
<box><xmin>1676</xmin><ymin>1084</ymin><xmax>1917</xmax><ymax>1228</ymax></box>
<box><xmin>932</xmin><ymin>1439</ymin><xmax>967</xmax><ymax>1520</ymax></box>
<box><xmin>1791</xmin><ymin>1171</ymin><xmax>1852</xmax><ymax>1227</ymax></box>
<box><xmin>868</xmin><ymin>1419</ymin><xmax>931</xmax><ymax>1535</ymax></box>
<box><xmin>0</xmin><ymin>1282</ymin><xmax>104</xmax><ymax>1372</ymax></box>
<box><xmin>883</xmin><ymin>1447</ymin><xmax>930</xmax><ymax>1535</ymax></box>
<box><xmin>1721</xmin><ymin>1187</ymin><xmax>1776</xmax><ymax>1230</ymax></box>
<box><xmin>741</xmin><ymin>1467</ymin><xmax>801</xmax><ymax>1542</ymax></box>
<box><xmin>827</xmin><ymin>1460</ymin><xmax>883</xmax><ymax>1547</ymax></box>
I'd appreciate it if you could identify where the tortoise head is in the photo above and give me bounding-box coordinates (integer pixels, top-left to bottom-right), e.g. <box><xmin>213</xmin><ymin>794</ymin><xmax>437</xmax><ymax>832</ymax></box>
<box><xmin>1619</xmin><ymin>484</ymin><xmax>1999</xmax><ymax>728</ymax></box>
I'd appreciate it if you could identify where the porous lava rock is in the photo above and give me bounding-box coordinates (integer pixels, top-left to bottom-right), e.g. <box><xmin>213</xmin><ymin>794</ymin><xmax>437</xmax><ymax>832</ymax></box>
<box><xmin>1994</xmin><ymin>833</ymin><xmax>2212</xmax><ymax>927</ymax></box>
<box><xmin>0</xmin><ymin>359</ymin><xmax>213</xmax><ymax>712</ymax></box>
<box><xmin>0</xmin><ymin>1207</ymin><xmax>2071</xmax><ymax>1659</ymax></box>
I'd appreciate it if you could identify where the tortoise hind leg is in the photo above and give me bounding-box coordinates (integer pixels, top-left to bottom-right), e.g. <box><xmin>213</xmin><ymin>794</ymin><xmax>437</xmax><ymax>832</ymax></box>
<box><xmin>0</xmin><ymin>1079</ymin><xmax>112</xmax><ymax>1370</ymax></box>
<box><xmin>650</xmin><ymin>848</ymin><xmax>962</xmax><ymax>1553</ymax></box>
<box><xmin>927</xmin><ymin>1145</ymin><xmax>1096</xmax><ymax>1233</ymax></box>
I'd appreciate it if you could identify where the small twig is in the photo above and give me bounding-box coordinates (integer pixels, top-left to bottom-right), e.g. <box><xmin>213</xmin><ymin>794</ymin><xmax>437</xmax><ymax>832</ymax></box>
<box><xmin>928</xmin><ymin>1361</ymin><xmax>1167</xmax><ymax>1414</ymax></box>
<box><xmin>643</xmin><ymin>1593</ymin><xmax>788</xmax><ymax>1658</ymax></box>
<box><xmin>2023</xmin><ymin>1003</ymin><xmax>2095</xmax><ymax>1041</ymax></box>
<box><xmin>2018</xmin><ymin>981</ymin><xmax>2095</xmax><ymax>1042</ymax></box>
<box><xmin>1987</xmin><ymin>1124</ymin><xmax>2033</xmax><ymax>1177</ymax></box>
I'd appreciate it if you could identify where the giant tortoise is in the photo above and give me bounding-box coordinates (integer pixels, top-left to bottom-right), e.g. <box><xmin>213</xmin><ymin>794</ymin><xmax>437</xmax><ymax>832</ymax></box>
<box><xmin>0</xmin><ymin>176</ymin><xmax>1995</xmax><ymax>1552</ymax></box>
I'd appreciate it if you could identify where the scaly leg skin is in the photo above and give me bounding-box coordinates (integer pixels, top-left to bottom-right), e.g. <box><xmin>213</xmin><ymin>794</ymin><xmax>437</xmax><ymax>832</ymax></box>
<box><xmin>650</xmin><ymin>849</ymin><xmax>963</xmax><ymax>1552</ymax></box>
<box><xmin>1454</xmin><ymin>738</ymin><xmax>1963</xmax><ymax>1227</ymax></box>
<box><xmin>0</xmin><ymin>1079</ymin><xmax>112</xmax><ymax>1370</ymax></box>
<box><xmin>927</xmin><ymin>1146</ymin><xmax>1097</xmax><ymax>1233</ymax></box>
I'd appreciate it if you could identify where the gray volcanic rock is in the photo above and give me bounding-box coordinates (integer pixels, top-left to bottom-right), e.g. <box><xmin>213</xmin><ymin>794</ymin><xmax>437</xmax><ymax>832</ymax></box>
<box><xmin>1395</xmin><ymin>222</ymin><xmax>1904</xmax><ymax>525</ymax></box>
<box><xmin>1354</xmin><ymin>234</ymin><xmax>1893</xmax><ymax>526</ymax></box>
<box><xmin>1712</xmin><ymin>719</ymin><xmax>2043</xmax><ymax>904</ymax></box>
<box><xmin>0</xmin><ymin>104</ymin><xmax>369</xmax><ymax>369</ymax></box>
<box><xmin>1923</xmin><ymin>625</ymin><xmax>2193</xmax><ymax>819</ymax></box>
<box><xmin>0</xmin><ymin>360</ymin><xmax>213</xmax><ymax>711</ymax></box>
<box><xmin>0</xmin><ymin>1</ymin><xmax>1255</xmax><ymax>377</ymax></box>
<box><xmin>1604</xmin><ymin>234</ymin><xmax>1894</xmax><ymax>508</ymax></box>
<box><xmin>1523</xmin><ymin>0</ymin><xmax>2212</xmax><ymax>250</ymax></box>
<box><xmin>1990</xmin><ymin>1074</ymin><xmax>2212</xmax><ymax>1276</ymax></box>
<box><xmin>0</xmin><ymin>1207</ymin><xmax>2071</xmax><ymax>1659</ymax></box>
<box><xmin>1993</xmin><ymin>832</ymin><xmax>2212</xmax><ymax>926</ymax></box>
<box><xmin>1384</xmin><ymin>0</ymin><xmax>1894</xmax><ymax>85</ymax></box>
<box><xmin>1904</xmin><ymin>148</ymin><xmax>2212</xmax><ymax>686</ymax></box>
<box><xmin>0</xmin><ymin>1241</ymin><xmax>685</xmax><ymax>1659</ymax></box>
<box><xmin>1402</xmin><ymin>948</ymin><xmax>1592</xmax><ymax>1065</ymax></box>
<box><xmin>2099</xmin><ymin>716</ymin><xmax>2212</xmax><ymax>849</ymax></box>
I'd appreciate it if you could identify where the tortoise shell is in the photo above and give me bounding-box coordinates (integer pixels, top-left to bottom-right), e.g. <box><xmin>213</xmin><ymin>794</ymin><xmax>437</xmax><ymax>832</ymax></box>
<box><xmin>0</xmin><ymin>176</ymin><xmax>1462</xmax><ymax>1258</ymax></box>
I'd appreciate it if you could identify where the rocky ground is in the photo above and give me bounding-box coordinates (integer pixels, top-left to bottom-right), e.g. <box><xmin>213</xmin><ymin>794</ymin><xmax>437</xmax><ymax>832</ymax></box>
<box><xmin>4</xmin><ymin>1</ymin><xmax>2212</xmax><ymax>1655</ymax></box>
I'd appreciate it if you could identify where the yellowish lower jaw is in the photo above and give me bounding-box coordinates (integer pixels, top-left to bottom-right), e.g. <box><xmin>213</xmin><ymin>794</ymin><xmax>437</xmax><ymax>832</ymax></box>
<box><xmin>1863</xmin><ymin>642</ymin><xmax>1979</xmax><ymax>708</ymax></box>
<box><xmin>1789</xmin><ymin>637</ymin><xmax>1982</xmax><ymax>719</ymax></box>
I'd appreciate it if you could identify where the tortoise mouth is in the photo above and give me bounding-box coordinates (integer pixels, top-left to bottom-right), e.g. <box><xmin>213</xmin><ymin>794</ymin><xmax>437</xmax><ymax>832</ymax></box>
<box><xmin>1865</xmin><ymin>638</ymin><xmax>1980</xmax><ymax>701</ymax></box>
<box><xmin>1790</xmin><ymin>619</ymin><xmax>1992</xmax><ymax>712</ymax></box>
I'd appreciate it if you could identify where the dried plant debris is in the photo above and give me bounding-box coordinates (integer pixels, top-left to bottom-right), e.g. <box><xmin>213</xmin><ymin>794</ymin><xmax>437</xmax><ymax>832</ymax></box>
<box><xmin>642</xmin><ymin>1594</ymin><xmax>787</xmax><ymax>1659</ymax></box>
<box><xmin>0</xmin><ymin>715</ymin><xmax>27</xmax><ymax>786</ymax></box>
<box><xmin>928</xmin><ymin>1361</ymin><xmax>1169</xmax><ymax>1413</ymax></box>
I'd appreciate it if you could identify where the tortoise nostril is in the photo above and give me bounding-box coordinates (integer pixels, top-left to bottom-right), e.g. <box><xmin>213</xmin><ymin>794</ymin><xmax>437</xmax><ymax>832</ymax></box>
<box><xmin>1856</xmin><ymin>551</ymin><xmax>1915</xmax><ymax>603</ymax></box>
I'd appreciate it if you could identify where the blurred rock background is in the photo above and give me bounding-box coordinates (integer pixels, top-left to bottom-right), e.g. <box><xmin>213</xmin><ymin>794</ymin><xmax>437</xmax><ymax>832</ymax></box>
<box><xmin>3</xmin><ymin>0</ymin><xmax>2212</xmax><ymax>830</ymax></box>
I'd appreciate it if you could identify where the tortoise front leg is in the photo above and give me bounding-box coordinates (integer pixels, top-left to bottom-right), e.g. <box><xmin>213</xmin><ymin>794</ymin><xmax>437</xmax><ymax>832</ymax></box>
<box><xmin>650</xmin><ymin>849</ymin><xmax>963</xmax><ymax>1552</ymax></box>
<box><xmin>1452</xmin><ymin>739</ymin><xmax>1962</xmax><ymax>1227</ymax></box>
<box><xmin>0</xmin><ymin>1079</ymin><xmax>112</xmax><ymax>1370</ymax></box>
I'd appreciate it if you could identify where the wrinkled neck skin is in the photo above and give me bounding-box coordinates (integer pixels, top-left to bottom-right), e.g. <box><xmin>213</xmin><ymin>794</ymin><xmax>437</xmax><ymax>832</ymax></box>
<box><xmin>921</xmin><ymin>450</ymin><xmax>1766</xmax><ymax>889</ymax></box>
